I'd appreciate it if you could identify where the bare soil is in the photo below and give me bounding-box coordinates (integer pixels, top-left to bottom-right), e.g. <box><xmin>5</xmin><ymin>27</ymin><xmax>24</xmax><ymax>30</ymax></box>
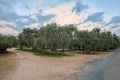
<box><xmin>0</xmin><ymin>52</ymin><xmax>19</xmax><ymax>78</ymax></box>
<box><xmin>0</xmin><ymin>48</ymin><xmax>114</xmax><ymax>80</ymax></box>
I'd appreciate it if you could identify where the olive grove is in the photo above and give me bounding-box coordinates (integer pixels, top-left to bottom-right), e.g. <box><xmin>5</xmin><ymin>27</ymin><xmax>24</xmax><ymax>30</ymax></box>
<box><xmin>0</xmin><ymin>23</ymin><xmax>119</xmax><ymax>53</ymax></box>
<box><xmin>17</xmin><ymin>23</ymin><xmax>120</xmax><ymax>53</ymax></box>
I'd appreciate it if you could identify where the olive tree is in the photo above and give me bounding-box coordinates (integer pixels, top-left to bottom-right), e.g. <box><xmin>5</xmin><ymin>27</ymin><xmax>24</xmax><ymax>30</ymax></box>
<box><xmin>0</xmin><ymin>34</ymin><xmax>17</xmax><ymax>53</ymax></box>
<box><xmin>18</xmin><ymin>28</ymin><xmax>38</xmax><ymax>51</ymax></box>
<box><xmin>38</xmin><ymin>23</ymin><xmax>60</xmax><ymax>53</ymax></box>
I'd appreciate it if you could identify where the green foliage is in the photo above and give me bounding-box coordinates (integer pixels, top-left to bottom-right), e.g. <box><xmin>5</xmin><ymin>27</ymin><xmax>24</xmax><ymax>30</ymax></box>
<box><xmin>73</xmin><ymin>27</ymin><xmax>120</xmax><ymax>53</ymax></box>
<box><xmin>0</xmin><ymin>34</ymin><xmax>17</xmax><ymax>53</ymax></box>
<box><xmin>18</xmin><ymin>23</ymin><xmax>120</xmax><ymax>54</ymax></box>
<box><xmin>37</xmin><ymin>23</ymin><xmax>77</xmax><ymax>53</ymax></box>
<box><xmin>18</xmin><ymin>48</ymin><xmax>69</xmax><ymax>57</ymax></box>
<box><xmin>37</xmin><ymin>23</ymin><xmax>60</xmax><ymax>52</ymax></box>
<box><xmin>18</xmin><ymin>28</ymin><xmax>38</xmax><ymax>51</ymax></box>
<box><xmin>58</xmin><ymin>25</ymin><xmax>77</xmax><ymax>52</ymax></box>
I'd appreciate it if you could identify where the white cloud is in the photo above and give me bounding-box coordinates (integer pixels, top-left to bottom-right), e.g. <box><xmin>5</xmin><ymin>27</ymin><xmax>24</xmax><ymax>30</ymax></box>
<box><xmin>0</xmin><ymin>20</ymin><xmax>17</xmax><ymax>28</ymax></box>
<box><xmin>30</xmin><ymin>15</ymin><xmax>38</xmax><ymax>22</ymax></box>
<box><xmin>101</xmin><ymin>23</ymin><xmax>120</xmax><ymax>34</ymax></box>
<box><xmin>13</xmin><ymin>3</ymin><xmax>39</xmax><ymax>16</ymax></box>
<box><xmin>25</xmin><ymin>23</ymin><xmax>39</xmax><ymax>29</ymax></box>
<box><xmin>42</xmin><ymin>2</ymin><xmax>90</xmax><ymax>26</ymax></box>
<box><xmin>0</xmin><ymin>20</ymin><xmax>19</xmax><ymax>35</ymax></box>
<box><xmin>109</xmin><ymin>26</ymin><xmax>120</xmax><ymax>36</ymax></box>
<box><xmin>20</xmin><ymin>9</ymin><xmax>39</xmax><ymax>16</ymax></box>
<box><xmin>0</xmin><ymin>26</ymin><xmax>19</xmax><ymax>35</ymax></box>
<box><xmin>21</xmin><ymin>18</ymin><xmax>29</xmax><ymax>23</ymax></box>
<box><xmin>103</xmin><ymin>14</ymin><xmax>113</xmax><ymax>24</ymax></box>
<box><xmin>77</xmin><ymin>21</ymin><xmax>103</xmax><ymax>31</ymax></box>
<box><xmin>77</xmin><ymin>20</ymin><xmax>120</xmax><ymax>36</ymax></box>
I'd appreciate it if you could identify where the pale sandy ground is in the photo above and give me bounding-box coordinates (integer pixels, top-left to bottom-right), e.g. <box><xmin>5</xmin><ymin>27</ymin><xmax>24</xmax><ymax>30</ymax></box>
<box><xmin>0</xmin><ymin>52</ymin><xmax>19</xmax><ymax>78</ymax></box>
<box><xmin>0</xmin><ymin>48</ymin><xmax>114</xmax><ymax>80</ymax></box>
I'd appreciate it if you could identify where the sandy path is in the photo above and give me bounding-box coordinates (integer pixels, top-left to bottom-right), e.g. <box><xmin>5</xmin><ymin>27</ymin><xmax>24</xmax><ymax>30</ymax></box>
<box><xmin>0</xmin><ymin>48</ymin><xmax>113</xmax><ymax>80</ymax></box>
<box><xmin>0</xmin><ymin>52</ymin><xmax>19</xmax><ymax>78</ymax></box>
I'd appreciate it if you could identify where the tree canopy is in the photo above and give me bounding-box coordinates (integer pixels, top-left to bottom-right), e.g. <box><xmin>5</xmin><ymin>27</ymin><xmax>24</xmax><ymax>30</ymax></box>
<box><xmin>0</xmin><ymin>34</ymin><xmax>17</xmax><ymax>53</ymax></box>
<box><xmin>17</xmin><ymin>23</ymin><xmax>120</xmax><ymax>53</ymax></box>
<box><xmin>1</xmin><ymin>23</ymin><xmax>119</xmax><ymax>54</ymax></box>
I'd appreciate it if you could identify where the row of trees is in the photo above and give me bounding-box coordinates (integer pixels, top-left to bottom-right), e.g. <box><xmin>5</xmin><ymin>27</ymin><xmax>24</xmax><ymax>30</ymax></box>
<box><xmin>0</xmin><ymin>34</ymin><xmax>17</xmax><ymax>53</ymax></box>
<box><xmin>0</xmin><ymin>23</ymin><xmax>119</xmax><ymax>53</ymax></box>
<box><xmin>17</xmin><ymin>23</ymin><xmax>120</xmax><ymax>53</ymax></box>
<box><xmin>72</xmin><ymin>28</ymin><xmax>120</xmax><ymax>53</ymax></box>
<box><xmin>18</xmin><ymin>23</ymin><xmax>76</xmax><ymax>53</ymax></box>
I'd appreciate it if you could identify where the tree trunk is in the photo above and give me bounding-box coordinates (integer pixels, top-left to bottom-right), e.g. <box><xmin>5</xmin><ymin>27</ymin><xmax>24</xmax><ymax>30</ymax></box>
<box><xmin>51</xmin><ymin>48</ymin><xmax>57</xmax><ymax>53</ymax></box>
<box><xmin>62</xmin><ymin>44</ymin><xmax>65</xmax><ymax>53</ymax></box>
<box><xmin>0</xmin><ymin>48</ymin><xmax>7</xmax><ymax>53</ymax></box>
<box><xmin>62</xmin><ymin>47</ymin><xmax>65</xmax><ymax>53</ymax></box>
<box><xmin>50</xmin><ymin>43</ymin><xmax>57</xmax><ymax>53</ymax></box>
<box><xmin>32</xmin><ymin>46</ymin><xmax>35</xmax><ymax>52</ymax></box>
<box><xmin>20</xmin><ymin>43</ymin><xmax>23</xmax><ymax>50</ymax></box>
<box><xmin>83</xmin><ymin>46</ymin><xmax>91</xmax><ymax>53</ymax></box>
<box><xmin>34</xmin><ymin>46</ymin><xmax>37</xmax><ymax>51</ymax></box>
<box><xmin>78</xmin><ymin>45</ymin><xmax>81</xmax><ymax>50</ymax></box>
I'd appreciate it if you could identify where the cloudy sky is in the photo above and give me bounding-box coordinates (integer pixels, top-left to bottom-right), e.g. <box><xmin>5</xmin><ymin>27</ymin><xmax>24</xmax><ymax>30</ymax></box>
<box><xmin>0</xmin><ymin>0</ymin><xmax>120</xmax><ymax>36</ymax></box>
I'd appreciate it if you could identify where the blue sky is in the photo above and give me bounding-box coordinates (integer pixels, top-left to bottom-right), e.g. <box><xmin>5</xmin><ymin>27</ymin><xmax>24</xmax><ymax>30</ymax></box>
<box><xmin>0</xmin><ymin>0</ymin><xmax>120</xmax><ymax>36</ymax></box>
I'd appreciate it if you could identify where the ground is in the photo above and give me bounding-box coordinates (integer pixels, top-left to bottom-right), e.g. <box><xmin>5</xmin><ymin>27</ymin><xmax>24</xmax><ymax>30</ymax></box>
<box><xmin>67</xmin><ymin>48</ymin><xmax>120</xmax><ymax>80</ymax></box>
<box><xmin>0</xmin><ymin>48</ymin><xmax>114</xmax><ymax>80</ymax></box>
<box><xmin>0</xmin><ymin>52</ymin><xmax>19</xmax><ymax>79</ymax></box>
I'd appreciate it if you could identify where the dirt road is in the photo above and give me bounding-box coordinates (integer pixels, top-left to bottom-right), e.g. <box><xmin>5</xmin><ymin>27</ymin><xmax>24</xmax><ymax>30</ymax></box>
<box><xmin>68</xmin><ymin>48</ymin><xmax>120</xmax><ymax>80</ymax></box>
<box><xmin>0</xmin><ymin>48</ymin><xmax>112</xmax><ymax>80</ymax></box>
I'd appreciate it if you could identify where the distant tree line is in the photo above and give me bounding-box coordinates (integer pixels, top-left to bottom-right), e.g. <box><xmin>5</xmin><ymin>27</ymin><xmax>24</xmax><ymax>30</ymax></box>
<box><xmin>17</xmin><ymin>23</ymin><xmax>120</xmax><ymax>53</ymax></box>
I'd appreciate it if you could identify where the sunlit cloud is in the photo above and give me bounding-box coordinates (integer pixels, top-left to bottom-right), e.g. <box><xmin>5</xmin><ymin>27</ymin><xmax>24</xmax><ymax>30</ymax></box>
<box><xmin>25</xmin><ymin>23</ymin><xmax>39</xmax><ymax>29</ymax></box>
<box><xmin>0</xmin><ymin>20</ymin><xmax>17</xmax><ymax>28</ymax></box>
<box><xmin>20</xmin><ymin>18</ymin><xmax>29</xmax><ymax>23</ymax></box>
<box><xmin>0</xmin><ymin>27</ymin><xmax>19</xmax><ymax>35</ymax></box>
<box><xmin>77</xmin><ymin>21</ymin><xmax>102</xmax><ymax>31</ymax></box>
<box><xmin>42</xmin><ymin>2</ymin><xmax>90</xmax><ymax>26</ymax></box>
<box><xmin>0</xmin><ymin>0</ymin><xmax>119</xmax><ymax>36</ymax></box>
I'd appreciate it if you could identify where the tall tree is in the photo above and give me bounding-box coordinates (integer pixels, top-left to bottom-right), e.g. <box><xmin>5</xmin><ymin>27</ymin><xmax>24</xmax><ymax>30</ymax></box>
<box><xmin>18</xmin><ymin>28</ymin><xmax>38</xmax><ymax>51</ymax></box>
<box><xmin>38</xmin><ymin>23</ymin><xmax>59</xmax><ymax>53</ymax></box>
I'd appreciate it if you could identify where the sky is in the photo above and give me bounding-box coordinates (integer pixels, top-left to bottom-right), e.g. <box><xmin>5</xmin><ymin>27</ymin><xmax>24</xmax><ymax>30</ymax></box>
<box><xmin>0</xmin><ymin>0</ymin><xmax>120</xmax><ymax>36</ymax></box>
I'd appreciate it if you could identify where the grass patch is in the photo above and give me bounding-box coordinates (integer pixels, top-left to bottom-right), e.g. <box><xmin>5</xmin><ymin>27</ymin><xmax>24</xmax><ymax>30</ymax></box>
<box><xmin>60</xmin><ymin>49</ymin><xmax>76</xmax><ymax>52</ymax></box>
<box><xmin>17</xmin><ymin>48</ymin><xmax>105</xmax><ymax>57</ymax></box>
<box><xmin>73</xmin><ymin>51</ymin><xmax>97</xmax><ymax>55</ymax></box>
<box><xmin>17</xmin><ymin>49</ymin><xmax>70</xmax><ymax>57</ymax></box>
<box><xmin>59</xmin><ymin>49</ymin><xmax>97</xmax><ymax>55</ymax></box>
